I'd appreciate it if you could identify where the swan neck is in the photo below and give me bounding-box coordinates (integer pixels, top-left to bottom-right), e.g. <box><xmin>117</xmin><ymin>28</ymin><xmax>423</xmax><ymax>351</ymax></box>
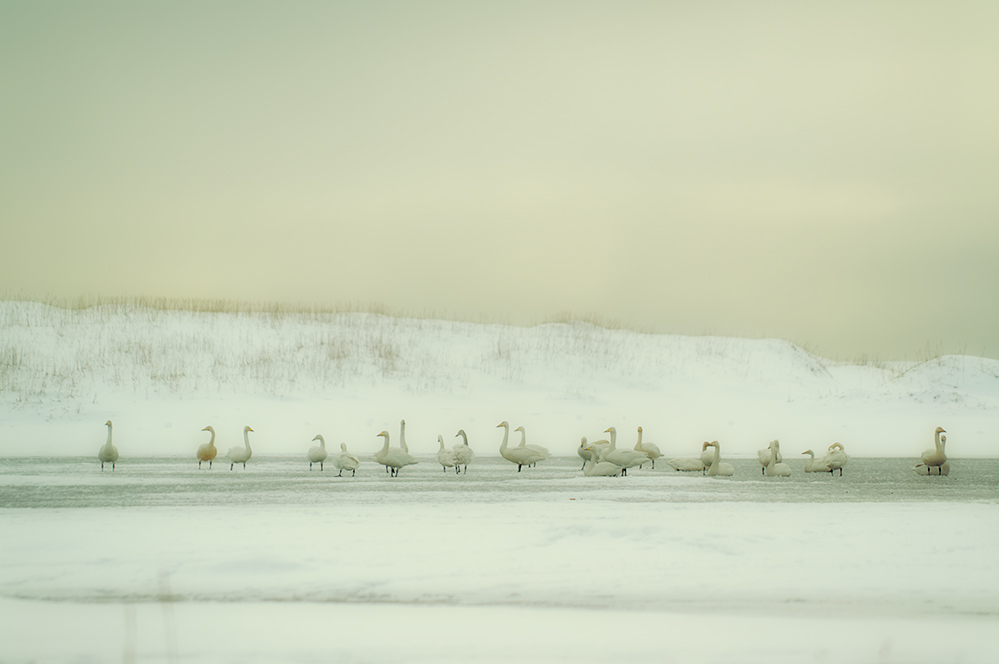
<box><xmin>208</xmin><ymin>429</ymin><xmax>215</xmax><ymax>446</ymax></box>
<box><xmin>500</xmin><ymin>426</ymin><xmax>509</xmax><ymax>451</ymax></box>
<box><xmin>518</xmin><ymin>429</ymin><xmax>526</xmax><ymax>446</ymax></box>
<box><xmin>935</xmin><ymin>430</ymin><xmax>944</xmax><ymax>452</ymax></box>
<box><xmin>381</xmin><ymin>434</ymin><xmax>390</xmax><ymax>454</ymax></box>
<box><xmin>243</xmin><ymin>429</ymin><xmax>252</xmax><ymax>451</ymax></box>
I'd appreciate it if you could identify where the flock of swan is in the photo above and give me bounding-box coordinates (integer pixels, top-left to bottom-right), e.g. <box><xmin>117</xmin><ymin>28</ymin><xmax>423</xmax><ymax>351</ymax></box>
<box><xmin>97</xmin><ymin>420</ymin><xmax>953</xmax><ymax>478</ymax></box>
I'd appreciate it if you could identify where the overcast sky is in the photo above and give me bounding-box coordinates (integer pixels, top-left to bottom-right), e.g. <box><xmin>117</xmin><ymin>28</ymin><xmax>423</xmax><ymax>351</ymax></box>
<box><xmin>1</xmin><ymin>1</ymin><xmax>996</xmax><ymax>359</ymax></box>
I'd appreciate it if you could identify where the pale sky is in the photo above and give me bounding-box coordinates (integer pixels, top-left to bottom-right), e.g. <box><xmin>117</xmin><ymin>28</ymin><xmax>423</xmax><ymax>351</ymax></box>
<box><xmin>2</xmin><ymin>1</ymin><xmax>997</xmax><ymax>359</ymax></box>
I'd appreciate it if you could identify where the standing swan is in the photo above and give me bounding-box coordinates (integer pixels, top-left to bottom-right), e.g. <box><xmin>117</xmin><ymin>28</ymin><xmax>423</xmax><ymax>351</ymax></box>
<box><xmin>452</xmin><ymin>430</ymin><xmax>475</xmax><ymax>473</ymax></box>
<box><xmin>197</xmin><ymin>426</ymin><xmax>217</xmax><ymax>469</ymax></box>
<box><xmin>634</xmin><ymin>427</ymin><xmax>663</xmax><ymax>469</ymax></box>
<box><xmin>334</xmin><ymin>443</ymin><xmax>360</xmax><ymax>477</ymax></box>
<box><xmin>515</xmin><ymin>426</ymin><xmax>550</xmax><ymax>466</ymax></box>
<box><xmin>226</xmin><ymin>426</ymin><xmax>253</xmax><ymax>470</ymax></box>
<box><xmin>436</xmin><ymin>435</ymin><xmax>457</xmax><ymax>473</ymax></box>
<box><xmin>764</xmin><ymin>439</ymin><xmax>791</xmax><ymax>477</ymax></box>
<box><xmin>704</xmin><ymin>441</ymin><xmax>734</xmax><ymax>477</ymax></box>
<box><xmin>497</xmin><ymin>421</ymin><xmax>545</xmax><ymax>472</ymax></box>
<box><xmin>915</xmin><ymin>427</ymin><xmax>949</xmax><ymax>475</ymax></box>
<box><xmin>98</xmin><ymin>420</ymin><xmax>118</xmax><ymax>471</ymax></box>
<box><xmin>601</xmin><ymin>427</ymin><xmax>649</xmax><ymax>476</ymax></box>
<box><xmin>308</xmin><ymin>435</ymin><xmax>328</xmax><ymax>471</ymax></box>
<box><xmin>376</xmin><ymin>430</ymin><xmax>418</xmax><ymax>477</ymax></box>
<box><xmin>824</xmin><ymin>443</ymin><xmax>848</xmax><ymax>476</ymax></box>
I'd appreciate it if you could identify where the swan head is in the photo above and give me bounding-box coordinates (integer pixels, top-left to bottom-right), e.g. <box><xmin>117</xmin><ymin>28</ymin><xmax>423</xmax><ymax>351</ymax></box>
<box><xmin>604</xmin><ymin>427</ymin><xmax>616</xmax><ymax>434</ymax></box>
<box><xmin>377</xmin><ymin>431</ymin><xmax>389</xmax><ymax>439</ymax></box>
<box><xmin>638</xmin><ymin>426</ymin><xmax>643</xmax><ymax>432</ymax></box>
<box><xmin>802</xmin><ymin>449</ymin><xmax>813</xmax><ymax>456</ymax></box>
<box><xmin>105</xmin><ymin>420</ymin><xmax>112</xmax><ymax>428</ymax></box>
<box><xmin>456</xmin><ymin>429</ymin><xmax>466</xmax><ymax>438</ymax></box>
<box><xmin>828</xmin><ymin>442</ymin><xmax>844</xmax><ymax>452</ymax></box>
<box><xmin>935</xmin><ymin>426</ymin><xmax>946</xmax><ymax>434</ymax></box>
<box><xmin>497</xmin><ymin>421</ymin><xmax>509</xmax><ymax>429</ymax></box>
<box><xmin>438</xmin><ymin>435</ymin><xmax>444</xmax><ymax>443</ymax></box>
<box><xmin>940</xmin><ymin>434</ymin><xmax>947</xmax><ymax>445</ymax></box>
<box><xmin>244</xmin><ymin>426</ymin><xmax>254</xmax><ymax>433</ymax></box>
<box><xmin>580</xmin><ymin>437</ymin><xmax>588</xmax><ymax>447</ymax></box>
<box><xmin>514</xmin><ymin>426</ymin><xmax>524</xmax><ymax>433</ymax></box>
<box><xmin>202</xmin><ymin>426</ymin><xmax>214</xmax><ymax>433</ymax></box>
<box><xmin>313</xmin><ymin>434</ymin><xmax>323</xmax><ymax>442</ymax></box>
<box><xmin>701</xmin><ymin>441</ymin><xmax>710</xmax><ymax>451</ymax></box>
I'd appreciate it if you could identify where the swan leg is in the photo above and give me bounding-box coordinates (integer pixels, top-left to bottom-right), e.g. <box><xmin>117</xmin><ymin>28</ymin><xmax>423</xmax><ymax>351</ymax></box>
<box><xmin>309</xmin><ymin>462</ymin><xmax>313</xmax><ymax>471</ymax></box>
<box><xmin>230</xmin><ymin>463</ymin><xmax>234</xmax><ymax>470</ymax></box>
<box><xmin>351</xmin><ymin>469</ymin><xmax>355</xmax><ymax>477</ymax></box>
<box><xmin>199</xmin><ymin>460</ymin><xmax>202</xmax><ymax>469</ymax></box>
<box><xmin>517</xmin><ymin>464</ymin><xmax>522</xmax><ymax>472</ymax></box>
<box><xmin>209</xmin><ymin>460</ymin><xmax>212</xmax><ymax>469</ymax></box>
<box><xmin>112</xmin><ymin>462</ymin><xmax>115</xmax><ymax>471</ymax></box>
<box><xmin>320</xmin><ymin>462</ymin><xmax>323</xmax><ymax>471</ymax></box>
<box><xmin>101</xmin><ymin>462</ymin><xmax>104</xmax><ymax>471</ymax></box>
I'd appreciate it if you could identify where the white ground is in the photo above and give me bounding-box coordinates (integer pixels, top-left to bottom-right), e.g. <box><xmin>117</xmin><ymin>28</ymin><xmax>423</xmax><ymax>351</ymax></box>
<box><xmin>1</xmin><ymin>302</ymin><xmax>997</xmax><ymax>662</ymax></box>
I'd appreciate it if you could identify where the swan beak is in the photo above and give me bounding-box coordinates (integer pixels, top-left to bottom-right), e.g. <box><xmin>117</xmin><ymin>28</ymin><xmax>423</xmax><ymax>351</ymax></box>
<box><xmin>247</xmin><ymin>427</ymin><xmax>254</xmax><ymax>432</ymax></box>
<box><xmin>604</xmin><ymin>428</ymin><xmax>611</xmax><ymax>433</ymax></box>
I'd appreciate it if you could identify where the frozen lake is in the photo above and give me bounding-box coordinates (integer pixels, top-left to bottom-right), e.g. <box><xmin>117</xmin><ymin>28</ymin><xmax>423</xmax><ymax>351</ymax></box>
<box><xmin>1</xmin><ymin>456</ymin><xmax>997</xmax><ymax>663</ymax></box>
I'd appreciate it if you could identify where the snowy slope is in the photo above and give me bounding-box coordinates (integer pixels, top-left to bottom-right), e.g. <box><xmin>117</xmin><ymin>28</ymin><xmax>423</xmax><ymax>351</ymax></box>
<box><xmin>1</xmin><ymin>300</ymin><xmax>996</xmax><ymax>457</ymax></box>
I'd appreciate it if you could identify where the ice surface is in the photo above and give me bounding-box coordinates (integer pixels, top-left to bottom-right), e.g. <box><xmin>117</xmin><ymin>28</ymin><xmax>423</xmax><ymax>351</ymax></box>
<box><xmin>1</xmin><ymin>457</ymin><xmax>997</xmax><ymax>663</ymax></box>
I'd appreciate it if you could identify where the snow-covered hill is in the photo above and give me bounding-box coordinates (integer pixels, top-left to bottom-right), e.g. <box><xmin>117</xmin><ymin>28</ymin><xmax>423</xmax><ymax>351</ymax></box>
<box><xmin>1</xmin><ymin>301</ymin><xmax>996</xmax><ymax>457</ymax></box>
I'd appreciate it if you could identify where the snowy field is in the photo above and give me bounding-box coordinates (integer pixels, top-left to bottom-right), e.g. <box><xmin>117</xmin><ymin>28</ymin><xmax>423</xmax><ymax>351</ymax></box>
<box><xmin>1</xmin><ymin>456</ymin><xmax>998</xmax><ymax>663</ymax></box>
<box><xmin>1</xmin><ymin>301</ymin><xmax>998</xmax><ymax>662</ymax></box>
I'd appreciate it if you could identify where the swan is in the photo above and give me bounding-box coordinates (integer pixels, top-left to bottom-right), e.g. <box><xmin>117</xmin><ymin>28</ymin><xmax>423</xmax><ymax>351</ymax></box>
<box><xmin>334</xmin><ymin>442</ymin><xmax>360</xmax><ymax>477</ymax></box>
<box><xmin>633</xmin><ymin>426</ymin><xmax>663</xmax><ymax>469</ymax></box>
<box><xmin>452</xmin><ymin>430</ymin><xmax>475</xmax><ymax>473</ymax></box>
<box><xmin>758</xmin><ymin>440</ymin><xmax>783</xmax><ymax>476</ymax></box>
<box><xmin>824</xmin><ymin>442</ymin><xmax>848</xmax><ymax>476</ymax></box>
<box><xmin>601</xmin><ymin>427</ymin><xmax>649</xmax><ymax>476</ymax></box>
<box><xmin>578</xmin><ymin>437</ymin><xmax>593</xmax><ymax>469</ymax></box>
<box><xmin>197</xmin><ymin>426</ymin><xmax>218</xmax><ymax>469</ymax></box>
<box><xmin>582</xmin><ymin>446</ymin><xmax>623</xmax><ymax>477</ymax></box>
<box><xmin>764</xmin><ymin>439</ymin><xmax>791</xmax><ymax>477</ymax></box>
<box><xmin>915</xmin><ymin>427</ymin><xmax>949</xmax><ymax>475</ymax></box>
<box><xmin>515</xmin><ymin>426</ymin><xmax>550</xmax><ymax>466</ymax></box>
<box><xmin>436</xmin><ymin>435</ymin><xmax>457</xmax><ymax>473</ymax></box>
<box><xmin>376</xmin><ymin>430</ymin><xmax>418</xmax><ymax>477</ymax></box>
<box><xmin>226</xmin><ymin>426</ymin><xmax>253</xmax><ymax>470</ymax></box>
<box><xmin>497</xmin><ymin>421</ymin><xmax>545</xmax><ymax>471</ymax></box>
<box><xmin>802</xmin><ymin>449</ymin><xmax>832</xmax><ymax>473</ymax></box>
<box><xmin>668</xmin><ymin>443</ymin><xmax>707</xmax><ymax>472</ymax></box>
<box><xmin>700</xmin><ymin>444</ymin><xmax>715</xmax><ymax>469</ymax></box>
<box><xmin>98</xmin><ymin>420</ymin><xmax>119</xmax><ymax>471</ymax></box>
<box><xmin>308</xmin><ymin>434</ymin><xmax>328</xmax><ymax>471</ymax></box>
<box><xmin>704</xmin><ymin>441</ymin><xmax>734</xmax><ymax>477</ymax></box>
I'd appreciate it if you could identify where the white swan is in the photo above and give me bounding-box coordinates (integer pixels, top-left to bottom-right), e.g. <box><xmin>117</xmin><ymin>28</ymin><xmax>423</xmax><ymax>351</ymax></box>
<box><xmin>197</xmin><ymin>426</ymin><xmax>217</xmax><ymax>469</ymax></box>
<box><xmin>436</xmin><ymin>435</ymin><xmax>457</xmax><ymax>473</ymax></box>
<box><xmin>764</xmin><ymin>439</ymin><xmax>791</xmax><ymax>477</ymax></box>
<box><xmin>633</xmin><ymin>426</ymin><xmax>663</xmax><ymax>469</ymax></box>
<box><xmin>226</xmin><ymin>426</ymin><xmax>253</xmax><ymax>470</ymax></box>
<box><xmin>497</xmin><ymin>421</ymin><xmax>545</xmax><ymax>471</ymax></box>
<box><xmin>915</xmin><ymin>427</ymin><xmax>949</xmax><ymax>475</ymax></box>
<box><xmin>757</xmin><ymin>439</ymin><xmax>784</xmax><ymax>475</ymax></box>
<box><xmin>308</xmin><ymin>434</ymin><xmax>328</xmax><ymax>471</ymax></box>
<box><xmin>704</xmin><ymin>441</ymin><xmax>734</xmax><ymax>477</ymax></box>
<box><xmin>452</xmin><ymin>430</ymin><xmax>475</xmax><ymax>473</ymax></box>
<box><xmin>668</xmin><ymin>443</ymin><xmax>707</xmax><ymax>472</ymax></box>
<box><xmin>582</xmin><ymin>446</ymin><xmax>623</xmax><ymax>477</ymax></box>
<box><xmin>601</xmin><ymin>427</ymin><xmax>649</xmax><ymax>476</ymax></box>
<box><xmin>802</xmin><ymin>449</ymin><xmax>832</xmax><ymax>473</ymax></box>
<box><xmin>824</xmin><ymin>442</ymin><xmax>848</xmax><ymax>476</ymax></box>
<box><xmin>334</xmin><ymin>442</ymin><xmax>360</xmax><ymax>477</ymax></box>
<box><xmin>376</xmin><ymin>430</ymin><xmax>418</xmax><ymax>477</ymax></box>
<box><xmin>98</xmin><ymin>420</ymin><xmax>119</xmax><ymax>471</ymax></box>
<box><xmin>578</xmin><ymin>437</ymin><xmax>593</xmax><ymax>469</ymax></box>
<box><xmin>516</xmin><ymin>426</ymin><xmax>550</xmax><ymax>466</ymax></box>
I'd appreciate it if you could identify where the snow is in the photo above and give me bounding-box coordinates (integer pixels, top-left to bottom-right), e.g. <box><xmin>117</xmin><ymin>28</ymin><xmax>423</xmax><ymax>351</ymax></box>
<box><xmin>1</xmin><ymin>301</ymin><xmax>998</xmax><ymax>662</ymax></box>
<box><xmin>1</xmin><ymin>457</ymin><xmax>997</xmax><ymax>662</ymax></box>
<box><xmin>1</xmin><ymin>301</ymin><xmax>997</xmax><ymax>459</ymax></box>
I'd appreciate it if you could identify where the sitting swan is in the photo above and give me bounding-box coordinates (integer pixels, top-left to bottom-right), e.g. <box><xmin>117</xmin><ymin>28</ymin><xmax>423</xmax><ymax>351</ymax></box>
<box><xmin>582</xmin><ymin>446</ymin><xmax>623</xmax><ymax>477</ymax></box>
<box><xmin>601</xmin><ymin>427</ymin><xmax>649</xmax><ymax>476</ymax></box>
<box><xmin>764</xmin><ymin>439</ymin><xmax>791</xmax><ymax>477</ymax></box>
<box><xmin>802</xmin><ymin>449</ymin><xmax>832</xmax><ymax>473</ymax></box>
<box><xmin>436</xmin><ymin>435</ymin><xmax>457</xmax><ymax>473</ymax></box>
<box><xmin>197</xmin><ymin>426</ymin><xmax>218</xmax><ymax>469</ymax></box>
<box><xmin>497</xmin><ymin>421</ymin><xmax>546</xmax><ymax>471</ymax></box>
<box><xmin>308</xmin><ymin>434</ymin><xmax>328</xmax><ymax>471</ymax></box>
<box><xmin>668</xmin><ymin>443</ymin><xmax>707</xmax><ymax>472</ymax></box>
<box><xmin>376</xmin><ymin>430</ymin><xmax>418</xmax><ymax>477</ymax></box>
<box><xmin>758</xmin><ymin>440</ymin><xmax>783</xmax><ymax>476</ymax></box>
<box><xmin>334</xmin><ymin>443</ymin><xmax>360</xmax><ymax>477</ymax></box>
<box><xmin>915</xmin><ymin>428</ymin><xmax>949</xmax><ymax>475</ymax></box>
<box><xmin>226</xmin><ymin>426</ymin><xmax>253</xmax><ymax>470</ymax></box>
<box><xmin>633</xmin><ymin>426</ymin><xmax>663</xmax><ymax>469</ymax></box>
<box><xmin>824</xmin><ymin>443</ymin><xmax>848</xmax><ymax>476</ymax></box>
<box><xmin>452</xmin><ymin>430</ymin><xmax>475</xmax><ymax>473</ymax></box>
<box><xmin>703</xmin><ymin>441</ymin><xmax>734</xmax><ymax>477</ymax></box>
<box><xmin>98</xmin><ymin>420</ymin><xmax>119</xmax><ymax>471</ymax></box>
